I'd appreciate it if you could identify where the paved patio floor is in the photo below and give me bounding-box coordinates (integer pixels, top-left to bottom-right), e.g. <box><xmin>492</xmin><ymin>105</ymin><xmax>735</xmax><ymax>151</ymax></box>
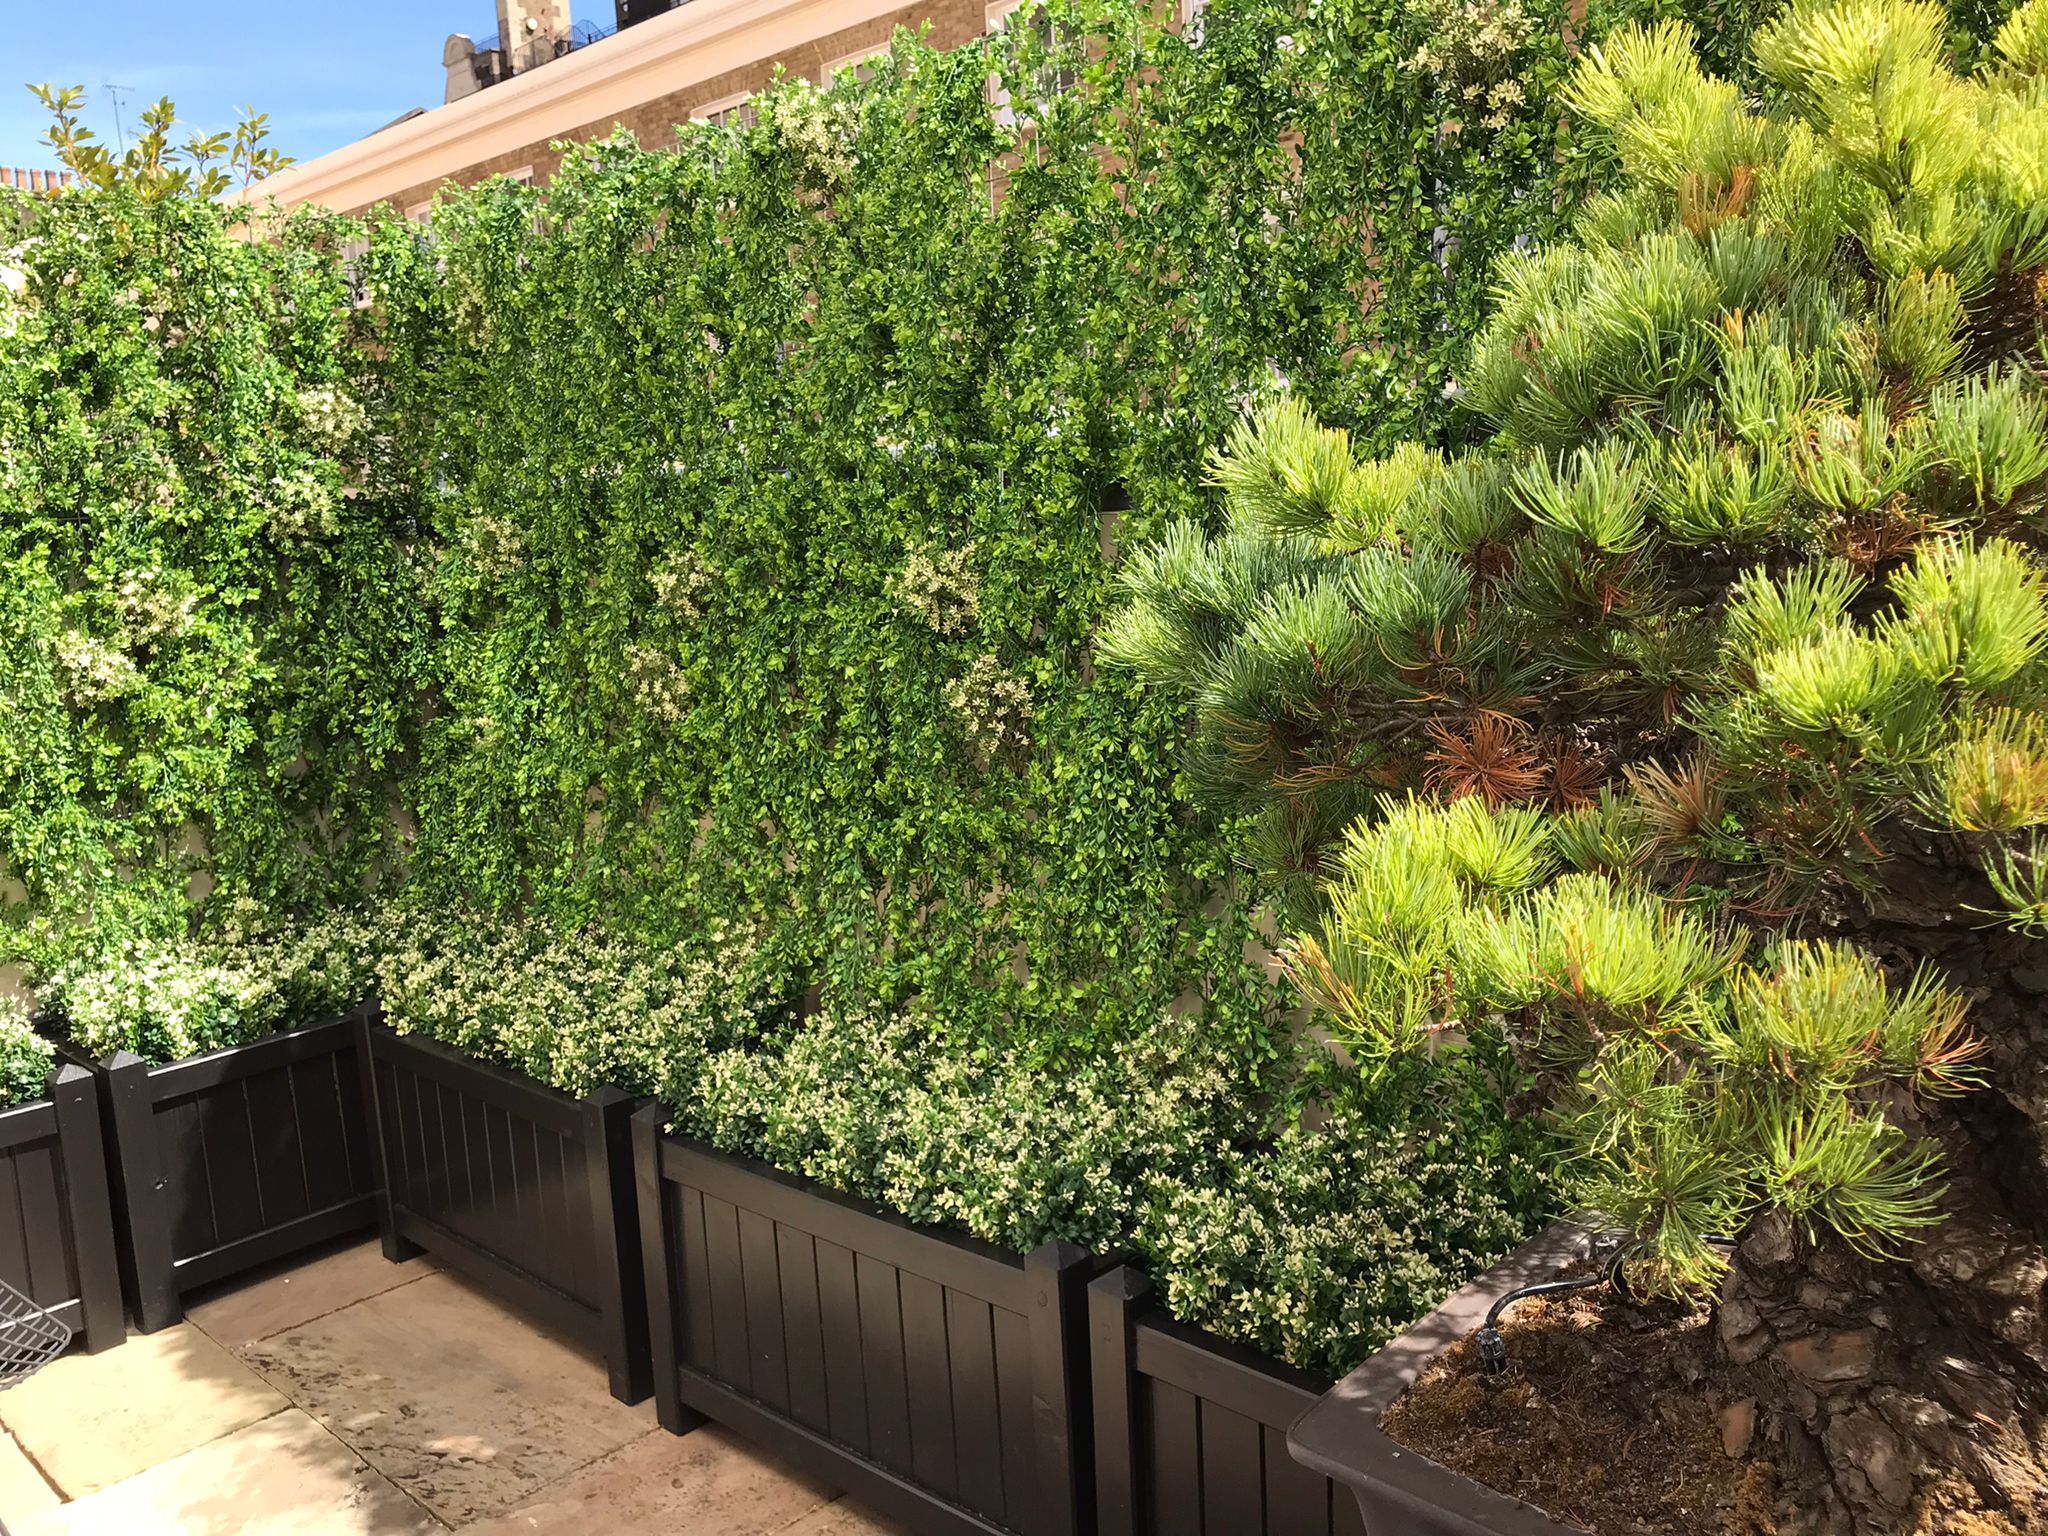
<box><xmin>0</xmin><ymin>1238</ymin><xmax>907</xmax><ymax>1536</ymax></box>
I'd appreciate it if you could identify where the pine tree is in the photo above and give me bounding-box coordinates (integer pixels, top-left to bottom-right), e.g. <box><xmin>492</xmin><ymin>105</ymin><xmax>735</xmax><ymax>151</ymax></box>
<box><xmin>1109</xmin><ymin>2</ymin><xmax>2048</xmax><ymax>1526</ymax></box>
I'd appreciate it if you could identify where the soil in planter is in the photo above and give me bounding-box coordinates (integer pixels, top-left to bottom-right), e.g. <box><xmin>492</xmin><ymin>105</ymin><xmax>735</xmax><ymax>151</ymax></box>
<box><xmin>1381</xmin><ymin>1280</ymin><xmax>1779</xmax><ymax>1536</ymax></box>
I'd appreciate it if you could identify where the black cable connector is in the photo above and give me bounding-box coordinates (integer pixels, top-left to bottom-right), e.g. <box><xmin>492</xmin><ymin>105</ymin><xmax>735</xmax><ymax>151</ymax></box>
<box><xmin>1475</xmin><ymin>1273</ymin><xmax>1614</xmax><ymax>1374</ymax></box>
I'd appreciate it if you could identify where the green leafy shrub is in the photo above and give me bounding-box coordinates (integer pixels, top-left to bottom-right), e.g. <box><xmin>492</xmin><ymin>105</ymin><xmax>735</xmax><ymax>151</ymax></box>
<box><xmin>682</xmin><ymin>1003</ymin><xmax>1545</xmax><ymax>1373</ymax></box>
<box><xmin>0</xmin><ymin>997</ymin><xmax>54</xmax><ymax>1108</ymax></box>
<box><xmin>0</xmin><ymin>185</ymin><xmax>421</xmax><ymax>950</ymax></box>
<box><xmin>33</xmin><ymin>906</ymin><xmax>1546</xmax><ymax>1375</ymax></box>
<box><xmin>372</xmin><ymin>912</ymin><xmax>780</xmax><ymax>1099</ymax></box>
<box><xmin>1137</xmin><ymin>1102</ymin><xmax>1541</xmax><ymax>1377</ymax></box>
<box><xmin>35</xmin><ymin>902</ymin><xmax>385</xmax><ymax>1062</ymax></box>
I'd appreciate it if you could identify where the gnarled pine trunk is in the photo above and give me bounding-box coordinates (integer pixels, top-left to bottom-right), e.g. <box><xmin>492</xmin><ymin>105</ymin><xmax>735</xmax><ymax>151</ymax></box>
<box><xmin>1719</xmin><ymin>843</ymin><xmax>2048</xmax><ymax>1534</ymax></box>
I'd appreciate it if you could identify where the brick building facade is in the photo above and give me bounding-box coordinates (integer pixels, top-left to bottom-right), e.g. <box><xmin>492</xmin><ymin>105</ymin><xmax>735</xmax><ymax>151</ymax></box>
<box><xmin>244</xmin><ymin>0</ymin><xmax>994</xmax><ymax>218</ymax></box>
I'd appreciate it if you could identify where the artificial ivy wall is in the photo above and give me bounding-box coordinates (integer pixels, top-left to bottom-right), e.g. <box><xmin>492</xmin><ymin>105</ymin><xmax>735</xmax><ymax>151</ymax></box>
<box><xmin>2</xmin><ymin>0</ymin><xmax>2015</xmax><ymax>1071</ymax></box>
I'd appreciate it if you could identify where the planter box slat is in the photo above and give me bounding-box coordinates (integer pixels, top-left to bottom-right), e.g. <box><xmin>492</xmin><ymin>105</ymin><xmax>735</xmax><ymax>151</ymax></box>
<box><xmin>146</xmin><ymin>1020</ymin><xmax>367</xmax><ymax>1098</ymax></box>
<box><xmin>1090</xmin><ymin>1263</ymin><xmax>1365</xmax><ymax>1536</ymax></box>
<box><xmin>175</xmin><ymin>1196</ymin><xmax>377</xmax><ymax>1293</ymax></box>
<box><xmin>99</xmin><ymin>1011</ymin><xmax>378</xmax><ymax>1331</ymax></box>
<box><xmin>815</xmin><ymin>1236</ymin><xmax>868</xmax><ymax>1448</ymax></box>
<box><xmin>856</xmin><ymin>1250</ymin><xmax>915</xmax><ymax>1480</ymax></box>
<box><xmin>1132</xmin><ymin>1314</ymin><xmax>1330</xmax><ymax>1431</ymax></box>
<box><xmin>777</xmin><ymin>1223</ymin><xmax>832</xmax><ymax>1433</ymax></box>
<box><xmin>1146</xmin><ymin>1381</ymin><xmax>1203</xmax><ymax>1533</ymax></box>
<box><xmin>392</xmin><ymin>1206</ymin><xmax>600</xmax><ymax>1347</ymax></box>
<box><xmin>373</xmin><ymin>1033</ymin><xmax>582</xmax><ymax>1137</ymax></box>
<box><xmin>682</xmin><ymin>1366</ymin><xmax>1016</xmax><ymax>1536</ymax></box>
<box><xmin>659</xmin><ymin>1137</ymin><xmax>1031</xmax><ymax>1309</ymax></box>
<box><xmin>993</xmin><ymin>1304</ymin><xmax>1040</xmax><ymax>1534</ymax></box>
<box><xmin>945</xmin><ymin>1287</ymin><xmax>1006</xmax><ymax>1523</ymax></box>
<box><xmin>0</xmin><ymin>1068</ymin><xmax>122</xmax><ymax>1353</ymax></box>
<box><xmin>360</xmin><ymin>1025</ymin><xmax>651</xmax><ymax>1405</ymax></box>
<box><xmin>636</xmin><ymin>1108</ymin><xmax>1091</xmax><ymax>1536</ymax></box>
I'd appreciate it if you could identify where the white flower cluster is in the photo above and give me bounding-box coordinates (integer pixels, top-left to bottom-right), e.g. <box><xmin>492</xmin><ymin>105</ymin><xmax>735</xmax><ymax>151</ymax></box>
<box><xmin>650</xmin><ymin>550</ymin><xmax>719</xmax><ymax>622</ymax></box>
<box><xmin>0</xmin><ymin>995</ymin><xmax>54</xmax><ymax>1108</ymax></box>
<box><xmin>113</xmin><ymin>567</ymin><xmax>198</xmax><ymax>644</ymax></box>
<box><xmin>460</xmin><ymin>512</ymin><xmax>526</xmax><ymax>579</ymax></box>
<box><xmin>1405</xmin><ymin>0</ymin><xmax>1534</xmax><ymax>129</ymax></box>
<box><xmin>50</xmin><ymin>566</ymin><xmax>204</xmax><ymax>706</ymax></box>
<box><xmin>943</xmin><ymin>652</ymin><xmax>1032</xmax><ymax>767</ymax></box>
<box><xmin>54</xmin><ymin>629</ymin><xmax>143</xmax><ymax>702</ymax></box>
<box><xmin>627</xmin><ymin>643</ymin><xmax>693</xmax><ymax>723</ymax></box>
<box><xmin>261</xmin><ymin>463</ymin><xmax>342</xmax><ymax>541</ymax></box>
<box><xmin>296</xmin><ymin>385</ymin><xmax>371</xmax><ymax>455</ymax></box>
<box><xmin>892</xmin><ymin>540</ymin><xmax>982</xmax><ymax>636</ymax></box>
<box><xmin>768</xmin><ymin>84</ymin><xmax>856</xmax><ymax>194</ymax></box>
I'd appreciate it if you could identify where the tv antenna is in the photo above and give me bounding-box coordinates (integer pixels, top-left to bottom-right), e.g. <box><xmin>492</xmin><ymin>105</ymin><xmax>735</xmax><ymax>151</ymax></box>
<box><xmin>104</xmin><ymin>81</ymin><xmax>135</xmax><ymax>152</ymax></box>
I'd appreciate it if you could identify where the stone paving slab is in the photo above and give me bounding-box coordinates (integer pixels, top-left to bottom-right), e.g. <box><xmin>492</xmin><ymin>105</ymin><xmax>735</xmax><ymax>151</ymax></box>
<box><xmin>187</xmin><ymin>1237</ymin><xmax>437</xmax><ymax>1350</ymax></box>
<box><xmin>781</xmin><ymin>1497</ymin><xmax>911</xmax><ymax>1534</ymax></box>
<box><xmin>456</xmin><ymin>1422</ymin><xmax>842</xmax><ymax>1535</ymax></box>
<box><xmin>9</xmin><ymin>1407</ymin><xmax>440</xmax><ymax>1536</ymax></box>
<box><xmin>244</xmin><ymin>1269</ymin><xmax>653</xmax><ymax>1526</ymax></box>
<box><xmin>0</xmin><ymin>1323</ymin><xmax>288</xmax><ymax>1497</ymax></box>
<box><xmin>0</xmin><ymin>1425</ymin><xmax>59</xmax><ymax>1523</ymax></box>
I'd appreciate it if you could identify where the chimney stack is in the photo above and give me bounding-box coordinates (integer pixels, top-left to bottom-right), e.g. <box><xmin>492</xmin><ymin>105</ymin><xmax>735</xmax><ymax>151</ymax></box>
<box><xmin>1</xmin><ymin>168</ymin><xmax>75</xmax><ymax>194</ymax></box>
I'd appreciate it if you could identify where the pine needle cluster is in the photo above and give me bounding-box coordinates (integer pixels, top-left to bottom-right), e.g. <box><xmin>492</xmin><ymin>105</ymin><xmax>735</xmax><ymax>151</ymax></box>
<box><xmin>1105</xmin><ymin>0</ymin><xmax>2048</xmax><ymax>1288</ymax></box>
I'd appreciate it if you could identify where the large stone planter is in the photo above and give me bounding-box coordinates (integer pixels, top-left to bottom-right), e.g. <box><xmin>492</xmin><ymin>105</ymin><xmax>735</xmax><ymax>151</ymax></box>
<box><xmin>1286</xmin><ymin>1221</ymin><xmax>1595</xmax><ymax>1536</ymax></box>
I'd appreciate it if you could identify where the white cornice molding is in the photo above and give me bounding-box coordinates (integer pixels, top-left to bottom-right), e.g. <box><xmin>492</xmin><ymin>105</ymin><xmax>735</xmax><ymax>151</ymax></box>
<box><xmin>237</xmin><ymin>0</ymin><xmax>907</xmax><ymax>212</ymax></box>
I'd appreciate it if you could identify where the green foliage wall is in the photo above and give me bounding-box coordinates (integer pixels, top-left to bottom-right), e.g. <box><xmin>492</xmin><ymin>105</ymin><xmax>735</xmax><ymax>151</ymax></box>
<box><xmin>0</xmin><ymin>192</ymin><xmax>420</xmax><ymax>952</ymax></box>
<box><xmin>348</xmin><ymin>0</ymin><xmax>1673</xmax><ymax>1061</ymax></box>
<box><xmin>5</xmin><ymin>0</ymin><xmax>2017</xmax><ymax>1065</ymax></box>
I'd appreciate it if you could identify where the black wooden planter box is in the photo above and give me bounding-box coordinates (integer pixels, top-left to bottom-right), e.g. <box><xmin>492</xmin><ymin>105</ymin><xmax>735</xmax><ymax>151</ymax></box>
<box><xmin>1089</xmin><ymin>1265</ymin><xmax>1364</xmax><ymax>1536</ymax></box>
<box><xmin>1287</xmin><ymin>1222</ymin><xmax>1591</xmax><ymax>1536</ymax></box>
<box><xmin>0</xmin><ymin>1065</ymin><xmax>123</xmax><ymax>1353</ymax></box>
<box><xmin>99</xmin><ymin>1008</ymin><xmax>379</xmax><ymax>1331</ymax></box>
<box><xmin>358</xmin><ymin>1022</ymin><xmax>651</xmax><ymax>1405</ymax></box>
<box><xmin>632</xmin><ymin>1106</ymin><xmax>1094</xmax><ymax>1536</ymax></box>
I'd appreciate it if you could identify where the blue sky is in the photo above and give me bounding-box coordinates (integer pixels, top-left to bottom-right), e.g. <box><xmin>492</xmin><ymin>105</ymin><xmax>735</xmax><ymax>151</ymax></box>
<box><xmin>1</xmin><ymin>1</ymin><xmax>596</xmax><ymax>172</ymax></box>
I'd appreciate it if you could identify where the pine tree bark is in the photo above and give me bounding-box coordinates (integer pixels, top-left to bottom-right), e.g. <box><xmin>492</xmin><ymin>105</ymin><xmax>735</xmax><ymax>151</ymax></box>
<box><xmin>1719</xmin><ymin>842</ymin><xmax>2048</xmax><ymax>1534</ymax></box>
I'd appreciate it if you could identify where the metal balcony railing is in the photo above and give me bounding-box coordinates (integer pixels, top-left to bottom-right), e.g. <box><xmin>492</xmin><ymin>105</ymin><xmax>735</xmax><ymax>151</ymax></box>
<box><xmin>469</xmin><ymin>18</ymin><xmax>616</xmax><ymax>84</ymax></box>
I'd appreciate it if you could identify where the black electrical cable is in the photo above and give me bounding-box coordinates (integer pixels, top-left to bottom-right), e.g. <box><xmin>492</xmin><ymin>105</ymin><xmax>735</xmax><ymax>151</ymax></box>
<box><xmin>1475</xmin><ymin>1234</ymin><xmax>1739</xmax><ymax>1374</ymax></box>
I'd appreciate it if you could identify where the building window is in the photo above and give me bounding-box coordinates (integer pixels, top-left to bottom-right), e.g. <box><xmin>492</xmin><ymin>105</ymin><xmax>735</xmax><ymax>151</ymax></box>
<box><xmin>342</xmin><ymin>235</ymin><xmax>373</xmax><ymax>310</ymax></box>
<box><xmin>822</xmin><ymin>45</ymin><xmax>887</xmax><ymax>84</ymax></box>
<box><xmin>1179</xmin><ymin>0</ymin><xmax>1206</xmax><ymax>42</ymax></box>
<box><xmin>405</xmin><ymin>201</ymin><xmax>433</xmax><ymax>225</ymax></box>
<box><xmin>505</xmin><ymin>165</ymin><xmax>535</xmax><ymax>186</ymax></box>
<box><xmin>985</xmin><ymin>0</ymin><xmax>1078</xmax><ymax>127</ymax></box>
<box><xmin>693</xmin><ymin>93</ymin><xmax>759</xmax><ymax>128</ymax></box>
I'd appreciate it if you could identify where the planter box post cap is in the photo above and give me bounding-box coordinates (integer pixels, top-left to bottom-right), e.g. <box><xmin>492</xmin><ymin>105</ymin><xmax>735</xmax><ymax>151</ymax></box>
<box><xmin>1088</xmin><ymin>1264</ymin><xmax>1153</xmax><ymax>1307</ymax></box>
<box><xmin>1027</xmin><ymin>1238</ymin><xmax>1090</xmax><ymax>1271</ymax></box>
<box><xmin>50</xmin><ymin>1062</ymin><xmax>93</xmax><ymax>1091</ymax></box>
<box><xmin>102</xmin><ymin>1049</ymin><xmax>147</xmax><ymax>1071</ymax></box>
<box><xmin>583</xmin><ymin>1084</ymin><xmax>633</xmax><ymax>1110</ymax></box>
<box><xmin>631</xmin><ymin>1102</ymin><xmax>667</xmax><ymax>1130</ymax></box>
